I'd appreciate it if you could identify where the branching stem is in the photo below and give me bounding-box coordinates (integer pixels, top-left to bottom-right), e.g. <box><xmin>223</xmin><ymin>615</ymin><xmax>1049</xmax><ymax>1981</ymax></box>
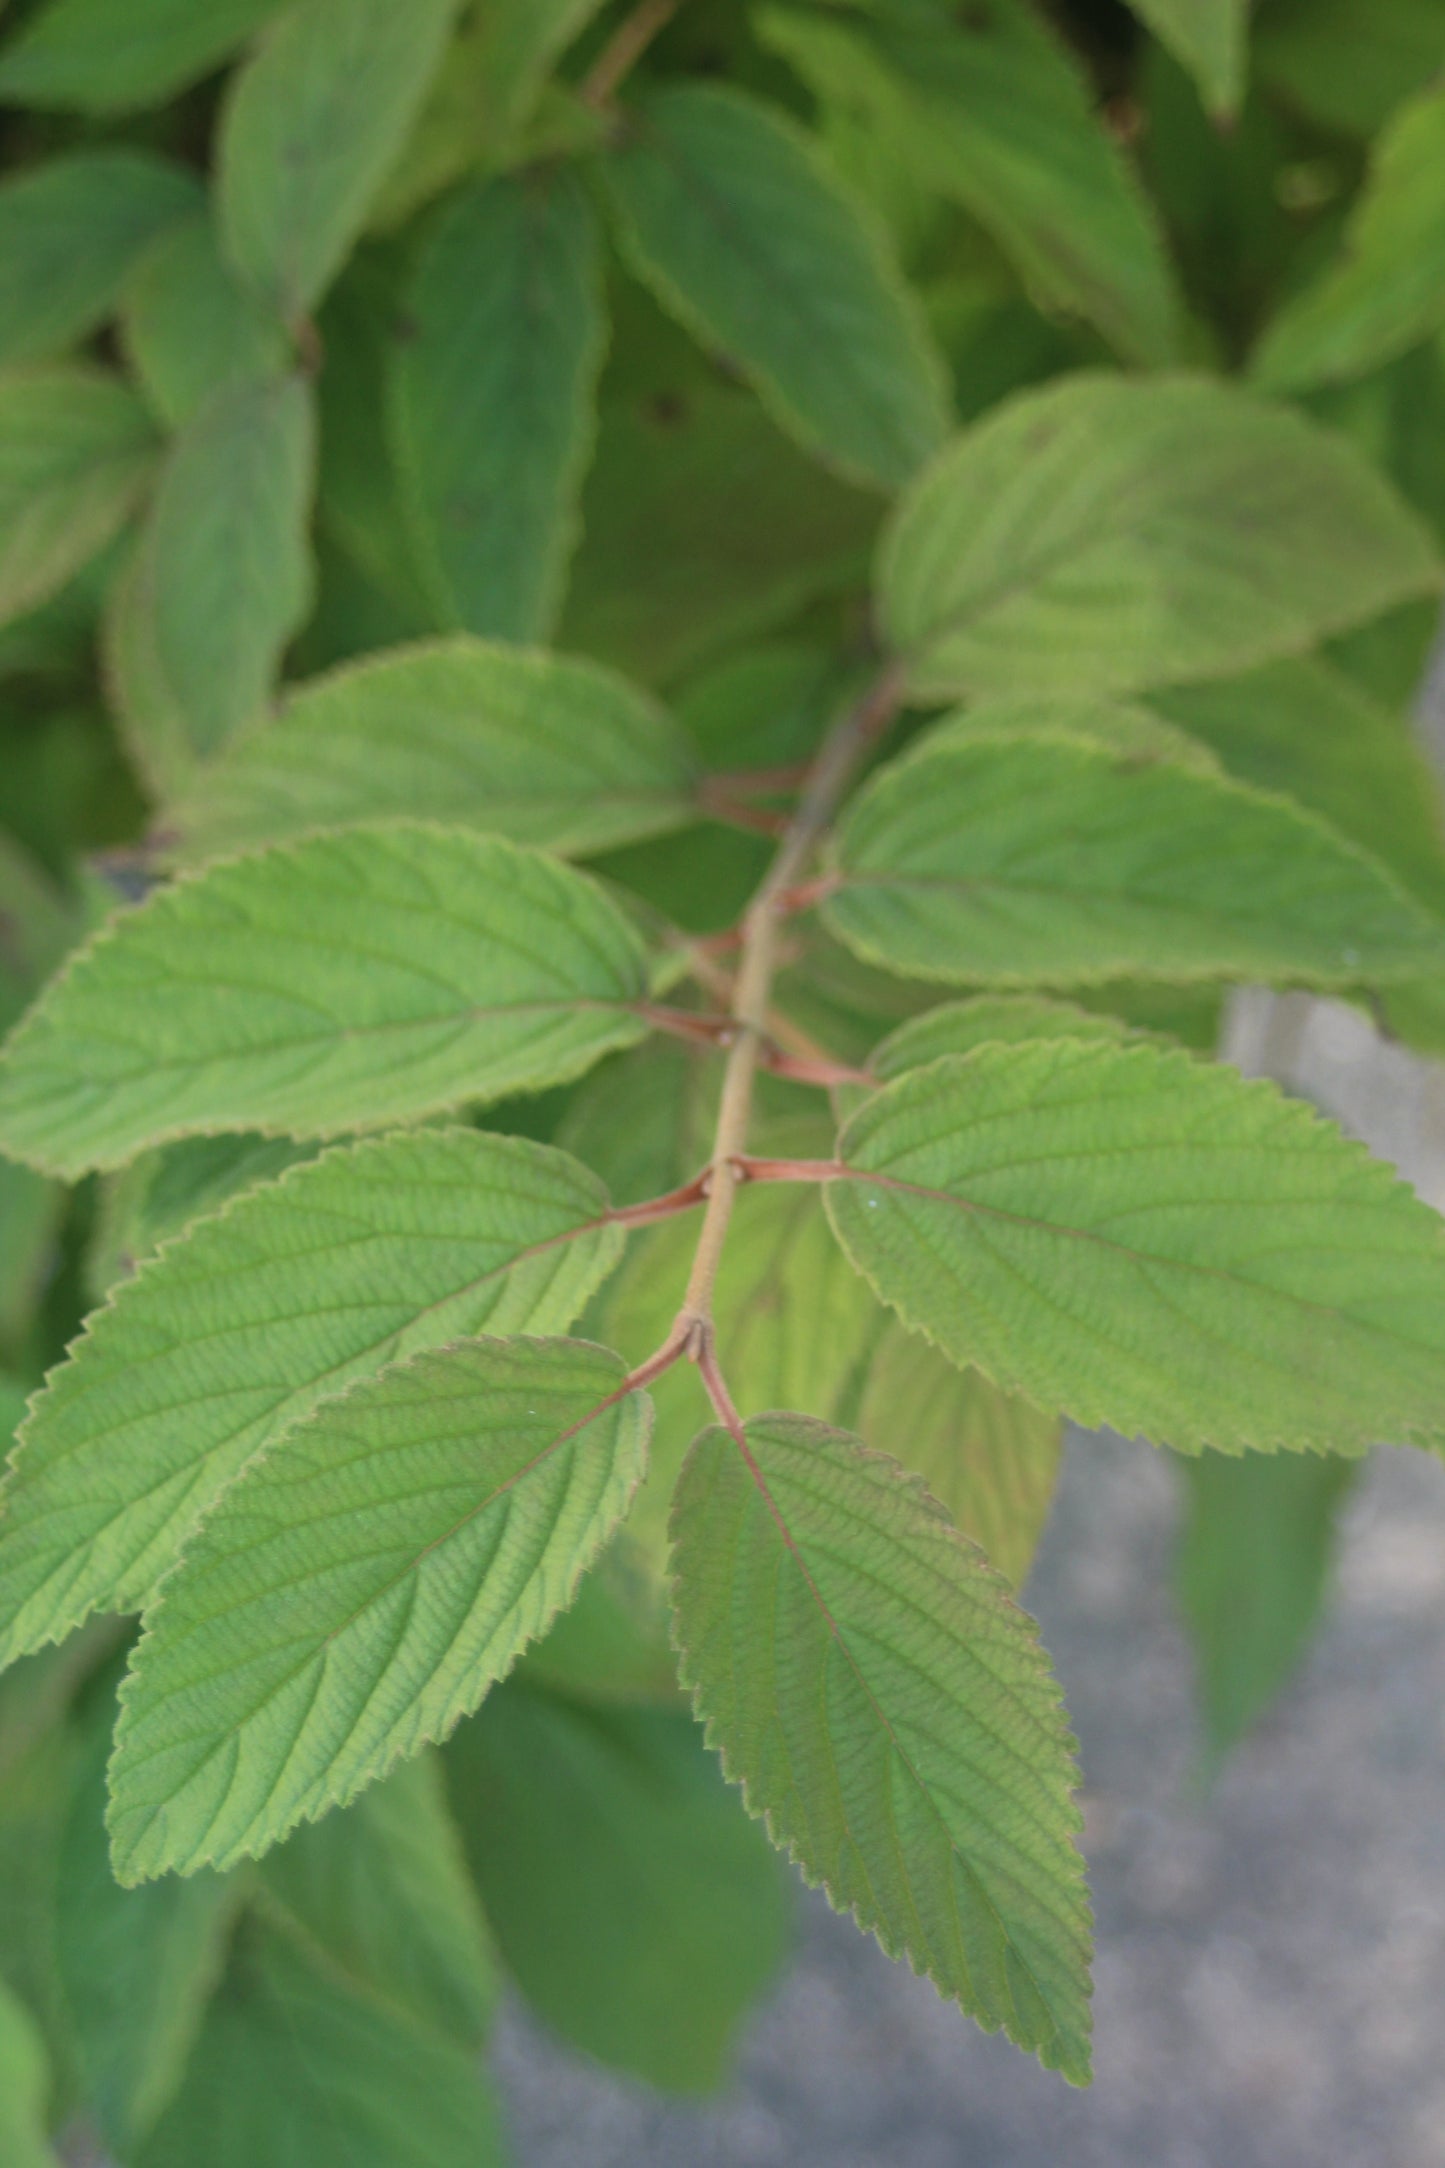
<box><xmin>581</xmin><ymin>0</ymin><xmax>683</xmax><ymax>109</ymax></box>
<box><xmin>667</xmin><ymin>660</ymin><xmax>906</xmax><ymax>1418</ymax></box>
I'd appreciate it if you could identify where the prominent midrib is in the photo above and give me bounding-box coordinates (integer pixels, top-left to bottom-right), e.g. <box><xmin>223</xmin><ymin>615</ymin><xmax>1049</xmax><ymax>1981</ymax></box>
<box><xmin>831</xmin><ymin>1160</ymin><xmax>1441</xmax><ymax>1361</ymax></box>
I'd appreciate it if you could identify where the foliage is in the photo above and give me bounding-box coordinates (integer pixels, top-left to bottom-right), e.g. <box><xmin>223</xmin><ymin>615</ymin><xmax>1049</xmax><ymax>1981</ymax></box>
<box><xmin>2</xmin><ymin>0</ymin><xmax>1445</xmax><ymax>2146</ymax></box>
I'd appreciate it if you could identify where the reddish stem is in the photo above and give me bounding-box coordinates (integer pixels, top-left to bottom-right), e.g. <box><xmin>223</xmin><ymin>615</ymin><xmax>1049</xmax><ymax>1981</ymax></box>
<box><xmin>758</xmin><ymin>1047</ymin><xmax>875</xmax><ymax>1091</ymax></box>
<box><xmin>607</xmin><ymin>1172</ymin><xmax>712</xmax><ymax>1231</ymax></box>
<box><xmin>733</xmin><ymin>1155</ymin><xmax>846</xmax><ymax>1185</ymax></box>
<box><xmin>772</xmin><ymin>872</ymin><xmax>843</xmax><ymax>917</ymax></box>
<box><xmin>637</xmin><ymin>1003</ymin><xmax>738</xmax><ymax>1049</ymax></box>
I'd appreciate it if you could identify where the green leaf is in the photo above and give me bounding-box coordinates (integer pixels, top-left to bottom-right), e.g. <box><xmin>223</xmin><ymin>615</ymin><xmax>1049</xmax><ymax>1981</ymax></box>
<box><xmin>602</xmin><ymin>83</ymin><xmax>950</xmax><ymax>491</ymax></box>
<box><xmin>0</xmin><ymin>1161</ymin><xmax>60</xmax><ymax>1363</ymax></box>
<box><xmin>828</xmin><ymin>1037</ymin><xmax>1445</xmax><ymax>1456</ymax></box>
<box><xmin>854</xmin><ymin>1343</ymin><xmax>1061</xmax><ymax>1592</ymax></box>
<box><xmin>121</xmin><ymin>214</ymin><xmax>292</xmax><ymax>429</ymax></box>
<box><xmin>391</xmin><ymin>169</ymin><xmax>605</xmax><ymax>643</ymax></box>
<box><xmin>760</xmin><ymin>2</ymin><xmax>1180</xmax><ymax>367</ymax></box>
<box><xmin>823</xmin><ymin>734</ymin><xmax>1445</xmax><ymax>988</ymax></box>
<box><xmin>218</xmin><ymin>0</ymin><xmax>459</xmax><ymax>324</ymax></box>
<box><xmin>922</xmin><ymin>692</ymin><xmax>1218</xmax><ymax>772</ymax></box>
<box><xmin>107</xmin><ymin>1335</ymin><xmax>651</xmax><ymax>1880</ymax></box>
<box><xmin>0</xmin><ymin>823</ymin><xmax>652</xmax><ymax>1177</ymax></box>
<box><xmin>89</xmin><ymin>1133</ymin><xmax>319</xmax><ymax>1295</ymax></box>
<box><xmin>1124</xmin><ymin>0</ymin><xmax>1246</xmax><ymax>116</ymax></box>
<box><xmin>0</xmin><ymin>369</ymin><xmax>157</xmax><ymax>632</ymax></box>
<box><xmin>164</xmin><ymin>638</ymin><xmax>698</xmax><ymax>866</ymax></box>
<box><xmin>880</xmin><ymin>374</ymin><xmax>1442</xmax><ymax>702</ymax></box>
<box><xmin>1254</xmin><ymin>82</ymin><xmax>1445</xmax><ymax>393</ymax></box>
<box><xmin>0</xmin><ymin>151</ymin><xmax>197</xmax><ymax>367</ymax></box>
<box><xmin>0</xmin><ymin>829</ymin><xmax>79</xmax><ymax>1033</ymax></box>
<box><xmin>105</xmin><ymin>373</ymin><xmax>316</xmax><ymax>796</ymax></box>
<box><xmin>671</xmin><ymin>1414</ymin><xmax>1092</xmax><ymax>2080</ymax></box>
<box><xmin>1178</xmin><ymin>1450</ymin><xmax>1358</xmax><ymax>1774</ymax></box>
<box><xmin>0</xmin><ymin>1127</ymin><xmax>623</xmax><ymax>1660</ymax></box>
<box><xmin>0</xmin><ymin>1973</ymin><xmax>55</xmax><ymax>2168</ymax></box>
<box><xmin>563</xmin><ymin>380</ymin><xmax>877</xmax><ymax>685</ymax></box>
<box><xmin>371</xmin><ymin>0</ymin><xmax>608</xmax><ymax>229</ymax></box>
<box><xmin>0</xmin><ymin>0</ymin><xmax>285</xmax><ymax>114</ymax></box>
<box><xmin>1253</xmin><ymin>0</ymin><xmax>1445</xmax><ymax>139</ymax></box>
<box><xmin>446</xmin><ymin>1680</ymin><xmax>791</xmax><ymax>2092</ymax></box>
<box><xmin>872</xmin><ymin>996</ymin><xmax>1142</xmax><ymax>1080</ymax></box>
<box><xmin>1149</xmin><ymin>657</ymin><xmax>1445</xmax><ymax>919</ymax></box>
<box><xmin>133</xmin><ymin>1917</ymin><xmax>505</xmax><ymax>2168</ymax></box>
<box><xmin>259</xmin><ymin>1751</ymin><xmax>496</xmax><ymax>2044</ymax></box>
<box><xmin>55</xmin><ymin>1704</ymin><xmax>237</xmax><ymax>2151</ymax></box>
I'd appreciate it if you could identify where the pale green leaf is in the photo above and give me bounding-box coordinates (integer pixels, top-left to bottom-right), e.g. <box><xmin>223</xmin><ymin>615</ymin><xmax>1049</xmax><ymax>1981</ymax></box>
<box><xmin>0</xmin><ymin>1127</ymin><xmax>622</xmax><ymax>1660</ymax></box>
<box><xmin>218</xmin><ymin>0</ymin><xmax>459</xmax><ymax>323</ymax></box>
<box><xmin>1125</xmin><ymin>0</ymin><xmax>1246</xmax><ymax>115</ymax></box>
<box><xmin>828</xmin><ymin>1038</ymin><xmax>1445</xmax><ymax>1456</ymax></box>
<box><xmin>1150</xmin><ymin>657</ymin><xmax>1445</xmax><ymax>919</ymax></box>
<box><xmin>108</xmin><ymin>1335</ymin><xmax>651</xmax><ymax>1879</ymax></box>
<box><xmin>1254</xmin><ymin>83</ymin><xmax>1445</xmax><ymax>392</ymax></box>
<box><xmin>823</xmin><ymin>735</ymin><xmax>1445</xmax><ymax>988</ymax></box>
<box><xmin>0</xmin><ymin>152</ymin><xmax>197</xmax><ymax>366</ymax></box>
<box><xmin>563</xmin><ymin>380</ymin><xmax>877</xmax><ymax>685</ymax></box>
<box><xmin>922</xmin><ymin>693</ymin><xmax>1218</xmax><ymax>772</ymax></box>
<box><xmin>1178</xmin><ymin>1450</ymin><xmax>1358</xmax><ymax>1774</ymax></box>
<box><xmin>761</xmin><ymin>1</ymin><xmax>1180</xmax><ymax>366</ymax></box>
<box><xmin>671</xmin><ymin>1415</ymin><xmax>1091</xmax><ymax>2080</ymax></box>
<box><xmin>121</xmin><ymin>215</ymin><xmax>292</xmax><ymax>429</ymax></box>
<box><xmin>134</xmin><ymin>1919</ymin><xmax>505</xmax><ymax>2168</ymax></box>
<box><xmin>0</xmin><ymin>369</ymin><xmax>157</xmax><ymax>631</ymax></box>
<box><xmin>105</xmin><ymin>373</ymin><xmax>316</xmax><ymax>796</ymax></box>
<box><xmin>855</xmin><ymin>1344</ymin><xmax>1061</xmax><ymax>1592</ymax></box>
<box><xmin>446</xmin><ymin>1680</ymin><xmax>790</xmax><ymax>2092</ymax></box>
<box><xmin>602</xmin><ymin>83</ymin><xmax>950</xmax><ymax>491</ymax></box>
<box><xmin>0</xmin><ymin>1973</ymin><xmax>55</xmax><ymax>2168</ymax></box>
<box><xmin>163</xmin><ymin>639</ymin><xmax>698</xmax><ymax>866</ymax></box>
<box><xmin>880</xmin><ymin>374</ymin><xmax>1442</xmax><ymax>702</ymax></box>
<box><xmin>0</xmin><ymin>823</ymin><xmax>652</xmax><ymax>1176</ymax></box>
<box><xmin>872</xmin><ymin>996</ymin><xmax>1142</xmax><ymax>1081</ymax></box>
<box><xmin>391</xmin><ymin>169</ymin><xmax>605</xmax><ymax>643</ymax></box>
<box><xmin>55</xmin><ymin>1707</ymin><xmax>237</xmax><ymax>2151</ymax></box>
<box><xmin>0</xmin><ymin>0</ymin><xmax>285</xmax><ymax>113</ymax></box>
<box><xmin>260</xmin><ymin>1751</ymin><xmax>496</xmax><ymax>2044</ymax></box>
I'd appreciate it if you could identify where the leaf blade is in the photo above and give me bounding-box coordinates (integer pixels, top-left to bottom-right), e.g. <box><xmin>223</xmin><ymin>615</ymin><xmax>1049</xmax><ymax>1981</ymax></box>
<box><xmin>603</xmin><ymin>82</ymin><xmax>950</xmax><ymax>491</ymax></box>
<box><xmin>108</xmin><ymin>1335</ymin><xmax>651</xmax><ymax>1880</ymax></box>
<box><xmin>0</xmin><ymin>1127</ymin><xmax>623</xmax><ymax>1660</ymax></box>
<box><xmin>0</xmin><ymin>368</ymin><xmax>157</xmax><ymax>631</ymax></box>
<box><xmin>828</xmin><ymin>1038</ymin><xmax>1445</xmax><ymax>1456</ymax></box>
<box><xmin>670</xmin><ymin>1415</ymin><xmax>1091</xmax><ymax>2079</ymax></box>
<box><xmin>879</xmin><ymin>374</ymin><xmax>1442</xmax><ymax>702</ymax></box>
<box><xmin>0</xmin><ymin>823</ymin><xmax>653</xmax><ymax>1176</ymax></box>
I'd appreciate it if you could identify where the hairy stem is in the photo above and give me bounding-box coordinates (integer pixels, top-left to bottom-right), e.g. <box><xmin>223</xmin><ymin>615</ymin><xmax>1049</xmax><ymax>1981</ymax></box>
<box><xmin>674</xmin><ymin>661</ymin><xmax>906</xmax><ymax>1388</ymax></box>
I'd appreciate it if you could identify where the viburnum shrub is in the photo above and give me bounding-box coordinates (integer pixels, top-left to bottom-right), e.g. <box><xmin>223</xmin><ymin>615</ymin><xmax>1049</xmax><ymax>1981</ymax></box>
<box><xmin>3</xmin><ymin>0</ymin><xmax>1445</xmax><ymax>2150</ymax></box>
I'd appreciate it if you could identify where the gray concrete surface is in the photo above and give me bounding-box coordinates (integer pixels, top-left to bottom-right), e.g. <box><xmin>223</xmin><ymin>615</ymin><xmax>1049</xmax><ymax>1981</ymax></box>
<box><xmin>491</xmin><ymin>992</ymin><xmax>1445</xmax><ymax>2166</ymax></box>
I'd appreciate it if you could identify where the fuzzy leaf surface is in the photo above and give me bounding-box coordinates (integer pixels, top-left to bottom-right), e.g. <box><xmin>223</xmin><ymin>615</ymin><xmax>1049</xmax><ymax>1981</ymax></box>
<box><xmin>879</xmin><ymin>374</ymin><xmax>1441</xmax><ymax>701</ymax></box>
<box><xmin>0</xmin><ymin>0</ymin><xmax>285</xmax><ymax>113</ymax></box>
<box><xmin>165</xmin><ymin>639</ymin><xmax>698</xmax><ymax>866</ymax></box>
<box><xmin>108</xmin><ymin>1336</ymin><xmax>651</xmax><ymax>1880</ymax></box>
<box><xmin>0</xmin><ymin>369</ymin><xmax>157</xmax><ymax>630</ymax></box>
<box><xmin>872</xmin><ymin>997</ymin><xmax>1141</xmax><ymax>1081</ymax></box>
<box><xmin>392</xmin><ymin>169</ymin><xmax>606</xmax><ymax>643</ymax></box>
<box><xmin>829</xmin><ymin>1039</ymin><xmax>1445</xmax><ymax>1455</ymax></box>
<box><xmin>603</xmin><ymin>82</ymin><xmax>949</xmax><ymax>491</ymax></box>
<box><xmin>0</xmin><ymin>1128</ymin><xmax>621</xmax><ymax>1661</ymax></box>
<box><xmin>761</xmin><ymin>2</ymin><xmax>1180</xmax><ymax>365</ymax></box>
<box><xmin>107</xmin><ymin>373</ymin><xmax>316</xmax><ymax>793</ymax></box>
<box><xmin>218</xmin><ymin>0</ymin><xmax>458</xmax><ymax>321</ymax></box>
<box><xmin>0</xmin><ymin>150</ymin><xmax>196</xmax><ymax>366</ymax></box>
<box><xmin>671</xmin><ymin>1415</ymin><xmax>1091</xmax><ymax>2079</ymax></box>
<box><xmin>133</xmin><ymin>1920</ymin><xmax>504</xmax><ymax>2168</ymax></box>
<box><xmin>1254</xmin><ymin>82</ymin><xmax>1445</xmax><ymax>391</ymax></box>
<box><xmin>823</xmin><ymin>736</ymin><xmax>1445</xmax><ymax>988</ymax></box>
<box><xmin>0</xmin><ymin>824</ymin><xmax>652</xmax><ymax>1176</ymax></box>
